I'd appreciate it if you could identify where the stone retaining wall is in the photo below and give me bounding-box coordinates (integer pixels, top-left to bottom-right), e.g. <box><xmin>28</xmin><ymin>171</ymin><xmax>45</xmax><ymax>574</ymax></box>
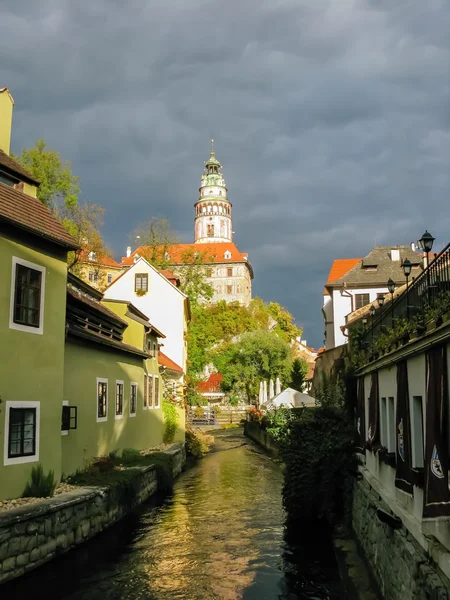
<box><xmin>352</xmin><ymin>477</ymin><xmax>450</xmax><ymax>600</ymax></box>
<box><xmin>0</xmin><ymin>444</ymin><xmax>185</xmax><ymax>584</ymax></box>
<box><xmin>244</xmin><ymin>421</ymin><xmax>280</xmax><ymax>457</ymax></box>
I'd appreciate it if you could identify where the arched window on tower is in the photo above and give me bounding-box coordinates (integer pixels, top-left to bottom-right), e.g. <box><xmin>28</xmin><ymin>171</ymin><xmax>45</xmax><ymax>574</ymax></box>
<box><xmin>207</xmin><ymin>224</ymin><xmax>214</xmax><ymax>237</ymax></box>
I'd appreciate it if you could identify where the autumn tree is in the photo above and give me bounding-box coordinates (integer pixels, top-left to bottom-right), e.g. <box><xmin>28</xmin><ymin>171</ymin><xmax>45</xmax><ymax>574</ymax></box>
<box><xmin>14</xmin><ymin>139</ymin><xmax>110</xmax><ymax>272</ymax></box>
<box><xmin>132</xmin><ymin>218</ymin><xmax>179</xmax><ymax>269</ymax></box>
<box><xmin>13</xmin><ymin>139</ymin><xmax>80</xmax><ymax>209</ymax></box>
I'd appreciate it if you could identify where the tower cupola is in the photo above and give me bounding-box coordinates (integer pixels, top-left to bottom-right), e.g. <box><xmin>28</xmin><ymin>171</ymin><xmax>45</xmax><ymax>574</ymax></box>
<box><xmin>194</xmin><ymin>140</ymin><xmax>233</xmax><ymax>244</ymax></box>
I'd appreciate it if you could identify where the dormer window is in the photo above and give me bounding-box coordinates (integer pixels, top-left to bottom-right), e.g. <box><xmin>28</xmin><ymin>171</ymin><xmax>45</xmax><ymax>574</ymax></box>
<box><xmin>164</xmin><ymin>252</ymin><xmax>170</xmax><ymax>261</ymax></box>
<box><xmin>224</xmin><ymin>251</ymin><xmax>231</xmax><ymax>260</ymax></box>
<box><xmin>0</xmin><ymin>169</ymin><xmax>19</xmax><ymax>188</ymax></box>
<box><xmin>88</xmin><ymin>251</ymin><xmax>97</xmax><ymax>262</ymax></box>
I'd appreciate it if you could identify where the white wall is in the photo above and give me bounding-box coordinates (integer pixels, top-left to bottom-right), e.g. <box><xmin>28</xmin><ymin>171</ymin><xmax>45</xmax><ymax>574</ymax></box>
<box><xmin>332</xmin><ymin>286</ymin><xmax>390</xmax><ymax>348</ymax></box>
<box><xmin>103</xmin><ymin>259</ymin><xmax>187</xmax><ymax>371</ymax></box>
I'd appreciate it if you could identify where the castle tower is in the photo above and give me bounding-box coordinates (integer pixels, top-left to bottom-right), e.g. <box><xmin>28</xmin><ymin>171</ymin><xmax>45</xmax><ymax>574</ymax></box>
<box><xmin>194</xmin><ymin>140</ymin><xmax>232</xmax><ymax>244</ymax></box>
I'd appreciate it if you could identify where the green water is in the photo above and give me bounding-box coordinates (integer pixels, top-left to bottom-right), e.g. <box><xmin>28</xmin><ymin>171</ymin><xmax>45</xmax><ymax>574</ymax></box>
<box><xmin>2</xmin><ymin>430</ymin><xmax>343</xmax><ymax>599</ymax></box>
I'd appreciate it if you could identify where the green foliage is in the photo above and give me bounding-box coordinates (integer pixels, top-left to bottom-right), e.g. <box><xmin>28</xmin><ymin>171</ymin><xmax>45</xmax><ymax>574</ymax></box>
<box><xmin>314</xmin><ymin>372</ymin><xmax>346</xmax><ymax>411</ymax></box>
<box><xmin>280</xmin><ymin>406</ymin><xmax>356</xmax><ymax>526</ymax></box>
<box><xmin>162</xmin><ymin>399</ymin><xmax>179</xmax><ymax>444</ymax></box>
<box><xmin>220</xmin><ymin>330</ymin><xmax>293</xmax><ymax>403</ymax></box>
<box><xmin>22</xmin><ymin>464</ymin><xmax>57</xmax><ymax>498</ymax></box>
<box><xmin>185</xmin><ymin>428</ymin><xmax>214</xmax><ymax>458</ymax></box>
<box><xmin>13</xmin><ymin>139</ymin><xmax>80</xmax><ymax>209</ymax></box>
<box><xmin>176</xmin><ymin>248</ymin><xmax>214</xmax><ymax>306</ymax></box>
<box><xmin>133</xmin><ymin>218</ymin><xmax>179</xmax><ymax>269</ymax></box>
<box><xmin>289</xmin><ymin>357</ymin><xmax>309</xmax><ymax>391</ymax></box>
<box><xmin>68</xmin><ymin>468</ymin><xmax>141</xmax><ymax>508</ymax></box>
<box><xmin>121</xmin><ymin>448</ymin><xmax>141</xmax><ymax>461</ymax></box>
<box><xmin>119</xmin><ymin>449</ymin><xmax>175</xmax><ymax>490</ymax></box>
<box><xmin>187</xmin><ymin>298</ymin><xmax>301</xmax><ymax>380</ymax></box>
<box><xmin>261</xmin><ymin>407</ymin><xmax>294</xmax><ymax>443</ymax></box>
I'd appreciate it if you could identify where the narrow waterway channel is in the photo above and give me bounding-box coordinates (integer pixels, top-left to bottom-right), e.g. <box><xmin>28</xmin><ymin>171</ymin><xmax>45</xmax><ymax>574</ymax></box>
<box><xmin>3</xmin><ymin>430</ymin><xmax>344</xmax><ymax>599</ymax></box>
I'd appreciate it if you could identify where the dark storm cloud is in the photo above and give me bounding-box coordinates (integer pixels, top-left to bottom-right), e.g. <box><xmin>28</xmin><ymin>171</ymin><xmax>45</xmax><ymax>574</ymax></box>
<box><xmin>2</xmin><ymin>0</ymin><xmax>450</xmax><ymax>346</ymax></box>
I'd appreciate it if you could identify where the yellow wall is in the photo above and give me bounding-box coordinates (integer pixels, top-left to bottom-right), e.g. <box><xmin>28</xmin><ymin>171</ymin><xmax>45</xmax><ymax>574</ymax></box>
<box><xmin>0</xmin><ymin>89</ymin><xmax>13</xmax><ymax>155</ymax></box>
<box><xmin>0</xmin><ymin>234</ymin><xmax>68</xmax><ymax>500</ymax></box>
<box><xmin>62</xmin><ymin>341</ymin><xmax>164</xmax><ymax>477</ymax></box>
<box><xmin>23</xmin><ymin>181</ymin><xmax>37</xmax><ymax>198</ymax></box>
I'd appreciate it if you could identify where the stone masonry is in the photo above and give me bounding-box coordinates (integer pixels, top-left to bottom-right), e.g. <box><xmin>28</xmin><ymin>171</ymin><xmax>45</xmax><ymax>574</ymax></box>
<box><xmin>352</xmin><ymin>477</ymin><xmax>450</xmax><ymax>600</ymax></box>
<box><xmin>0</xmin><ymin>444</ymin><xmax>186</xmax><ymax>584</ymax></box>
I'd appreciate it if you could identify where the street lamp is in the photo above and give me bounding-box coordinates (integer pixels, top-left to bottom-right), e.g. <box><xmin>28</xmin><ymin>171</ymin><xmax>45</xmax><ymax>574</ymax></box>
<box><xmin>418</xmin><ymin>230</ymin><xmax>435</xmax><ymax>300</ymax></box>
<box><xmin>387</xmin><ymin>278</ymin><xmax>395</xmax><ymax>327</ymax></box>
<box><xmin>402</xmin><ymin>258</ymin><xmax>412</xmax><ymax>320</ymax></box>
<box><xmin>377</xmin><ymin>294</ymin><xmax>385</xmax><ymax>308</ymax></box>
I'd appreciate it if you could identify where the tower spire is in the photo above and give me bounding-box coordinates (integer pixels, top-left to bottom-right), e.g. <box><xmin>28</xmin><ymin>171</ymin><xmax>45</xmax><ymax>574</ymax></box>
<box><xmin>210</xmin><ymin>138</ymin><xmax>214</xmax><ymax>154</ymax></box>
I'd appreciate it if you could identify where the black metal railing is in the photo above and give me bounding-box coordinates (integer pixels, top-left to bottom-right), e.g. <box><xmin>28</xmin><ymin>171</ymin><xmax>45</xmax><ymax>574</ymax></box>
<box><xmin>361</xmin><ymin>243</ymin><xmax>450</xmax><ymax>348</ymax></box>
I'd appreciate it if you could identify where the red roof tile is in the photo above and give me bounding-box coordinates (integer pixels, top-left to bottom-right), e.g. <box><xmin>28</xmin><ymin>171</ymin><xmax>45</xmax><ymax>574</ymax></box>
<box><xmin>324</xmin><ymin>258</ymin><xmax>361</xmax><ymax>295</ymax></box>
<box><xmin>0</xmin><ymin>182</ymin><xmax>78</xmax><ymax>249</ymax></box>
<box><xmin>0</xmin><ymin>149</ymin><xmax>40</xmax><ymax>185</ymax></box>
<box><xmin>121</xmin><ymin>242</ymin><xmax>250</xmax><ymax>266</ymax></box>
<box><xmin>158</xmin><ymin>351</ymin><xmax>183</xmax><ymax>373</ymax></box>
<box><xmin>197</xmin><ymin>373</ymin><xmax>223</xmax><ymax>393</ymax></box>
<box><xmin>79</xmin><ymin>251</ymin><xmax>121</xmax><ymax>268</ymax></box>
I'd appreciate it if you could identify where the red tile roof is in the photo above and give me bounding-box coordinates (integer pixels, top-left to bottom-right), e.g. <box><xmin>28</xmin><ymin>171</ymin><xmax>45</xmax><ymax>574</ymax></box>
<box><xmin>160</xmin><ymin>269</ymin><xmax>180</xmax><ymax>285</ymax></box>
<box><xmin>0</xmin><ymin>182</ymin><xmax>78</xmax><ymax>249</ymax></box>
<box><xmin>121</xmin><ymin>242</ymin><xmax>250</xmax><ymax>266</ymax></box>
<box><xmin>197</xmin><ymin>373</ymin><xmax>223</xmax><ymax>393</ymax></box>
<box><xmin>79</xmin><ymin>251</ymin><xmax>121</xmax><ymax>268</ymax></box>
<box><xmin>324</xmin><ymin>258</ymin><xmax>361</xmax><ymax>295</ymax></box>
<box><xmin>0</xmin><ymin>149</ymin><xmax>40</xmax><ymax>185</ymax></box>
<box><xmin>158</xmin><ymin>351</ymin><xmax>183</xmax><ymax>373</ymax></box>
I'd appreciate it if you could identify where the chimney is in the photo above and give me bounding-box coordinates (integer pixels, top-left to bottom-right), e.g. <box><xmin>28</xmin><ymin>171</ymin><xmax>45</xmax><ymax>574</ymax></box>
<box><xmin>126</xmin><ymin>246</ymin><xmax>131</xmax><ymax>258</ymax></box>
<box><xmin>0</xmin><ymin>88</ymin><xmax>14</xmax><ymax>155</ymax></box>
<box><xmin>390</xmin><ymin>248</ymin><xmax>400</xmax><ymax>261</ymax></box>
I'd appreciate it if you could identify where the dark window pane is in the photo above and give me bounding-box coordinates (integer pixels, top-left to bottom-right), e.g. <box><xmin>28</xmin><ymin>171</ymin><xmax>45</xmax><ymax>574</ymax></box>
<box><xmin>13</xmin><ymin>264</ymin><xmax>42</xmax><ymax>328</ymax></box>
<box><xmin>8</xmin><ymin>408</ymin><xmax>36</xmax><ymax>457</ymax></box>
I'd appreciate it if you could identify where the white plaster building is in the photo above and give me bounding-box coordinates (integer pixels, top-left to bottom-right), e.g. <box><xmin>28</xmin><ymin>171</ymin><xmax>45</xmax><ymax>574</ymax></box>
<box><xmin>323</xmin><ymin>247</ymin><xmax>422</xmax><ymax>350</ymax></box>
<box><xmin>103</xmin><ymin>257</ymin><xmax>190</xmax><ymax>374</ymax></box>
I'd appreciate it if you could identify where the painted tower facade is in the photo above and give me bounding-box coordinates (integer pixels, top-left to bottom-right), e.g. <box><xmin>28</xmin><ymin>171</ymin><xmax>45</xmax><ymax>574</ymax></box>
<box><xmin>194</xmin><ymin>141</ymin><xmax>232</xmax><ymax>244</ymax></box>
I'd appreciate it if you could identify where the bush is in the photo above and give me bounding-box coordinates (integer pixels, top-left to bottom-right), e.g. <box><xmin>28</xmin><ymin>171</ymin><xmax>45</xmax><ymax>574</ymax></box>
<box><xmin>23</xmin><ymin>464</ymin><xmax>57</xmax><ymax>498</ymax></box>
<box><xmin>121</xmin><ymin>448</ymin><xmax>141</xmax><ymax>461</ymax></box>
<box><xmin>261</xmin><ymin>407</ymin><xmax>293</xmax><ymax>442</ymax></box>
<box><xmin>185</xmin><ymin>428</ymin><xmax>214</xmax><ymax>458</ymax></box>
<box><xmin>163</xmin><ymin>400</ymin><xmax>179</xmax><ymax>444</ymax></box>
<box><xmin>280</xmin><ymin>406</ymin><xmax>356</xmax><ymax>527</ymax></box>
<box><xmin>193</xmin><ymin>406</ymin><xmax>205</xmax><ymax>419</ymax></box>
<box><xmin>68</xmin><ymin>469</ymin><xmax>141</xmax><ymax>508</ymax></box>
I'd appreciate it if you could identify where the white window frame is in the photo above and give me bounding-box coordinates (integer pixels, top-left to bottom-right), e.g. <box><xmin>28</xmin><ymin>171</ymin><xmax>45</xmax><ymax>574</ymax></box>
<box><xmin>96</xmin><ymin>378</ymin><xmax>108</xmax><ymax>423</ymax></box>
<box><xmin>148</xmin><ymin>374</ymin><xmax>154</xmax><ymax>409</ymax></box>
<box><xmin>4</xmin><ymin>401</ymin><xmax>40</xmax><ymax>466</ymax></box>
<box><xmin>9</xmin><ymin>256</ymin><xmax>46</xmax><ymax>335</ymax></box>
<box><xmin>130</xmin><ymin>382</ymin><xmax>138</xmax><ymax>417</ymax></box>
<box><xmin>61</xmin><ymin>400</ymin><xmax>69</xmax><ymax>436</ymax></box>
<box><xmin>115</xmin><ymin>380</ymin><xmax>124</xmax><ymax>420</ymax></box>
<box><xmin>154</xmin><ymin>375</ymin><xmax>160</xmax><ymax>409</ymax></box>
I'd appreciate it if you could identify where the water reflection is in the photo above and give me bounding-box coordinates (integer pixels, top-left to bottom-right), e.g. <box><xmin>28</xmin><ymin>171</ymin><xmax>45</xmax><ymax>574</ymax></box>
<box><xmin>2</xmin><ymin>430</ymin><xmax>343</xmax><ymax>599</ymax></box>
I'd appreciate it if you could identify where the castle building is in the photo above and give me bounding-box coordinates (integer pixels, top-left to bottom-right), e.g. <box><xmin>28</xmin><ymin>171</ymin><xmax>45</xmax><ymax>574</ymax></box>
<box><xmin>120</xmin><ymin>142</ymin><xmax>254</xmax><ymax>305</ymax></box>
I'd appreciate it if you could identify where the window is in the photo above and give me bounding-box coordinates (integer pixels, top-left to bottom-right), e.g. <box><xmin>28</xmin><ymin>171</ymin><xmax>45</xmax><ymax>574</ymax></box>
<box><xmin>154</xmin><ymin>376</ymin><xmax>160</xmax><ymax>408</ymax></box>
<box><xmin>115</xmin><ymin>381</ymin><xmax>124</xmax><ymax>418</ymax></box>
<box><xmin>227</xmin><ymin>285</ymin><xmax>232</xmax><ymax>295</ymax></box>
<box><xmin>207</xmin><ymin>224</ymin><xmax>214</xmax><ymax>237</ymax></box>
<box><xmin>61</xmin><ymin>405</ymin><xmax>78</xmax><ymax>431</ymax></box>
<box><xmin>97</xmin><ymin>379</ymin><xmax>108</xmax><ymax>422</ymax></box>
<box><xmin>355</xmin><ymin>293</ymin><xmax>370</xmax><ymax>310</ymax></box>
<box><xmin>148</xmin><ymin>375</ymin><xmax>154</xmax><ymax>408</ymax></box>
<box><xmin>8</xmin><ymin>407</ymin><xmax>36</xmax><ymax>459</ymax></box>
<box><xmin>88</xmin><ymin>251</ymin><xmax>97</xmax><ymax>261</ymax></box>
<box><xmin>224</xmin><ymin>251</ymin><xmax>231</xmax><ymax>259</ymax></box>
<box><xmin>4</xmin><ymin>401</ymin><xmax>40</xmax><ymax>465</ymax></box>
<box><xmin>412</xmin><ymin>396</ymin><xmax>424</xmax><ymax>468</ymax></box>
<box><xmin>206</xmin><ymin>268</ymin><xmax>212</xmax><ymax>278</ymax></box>
<box><xmin>216</xmin><ymin>285</ymin><xmax>222</xmax><ymax>294</ymax></box>
<box><xmin>89</xmin><ymin>271</ymin><xmax>94</xmax><ymax>282</ymax></box>
<box><xmin>144</xmin><ymin>375</ymin><xmax>148</xmax><ymax>409</ymax></box>
<box><xmin>237</xmin><ymin>284</ymin><xmax>242</xmax><ymax>294</ymax></box>
<box><xmin>10</xmin><ymin>258</ymin><xmax>46</xmax><ymax>334</ymax></box>
<box><xmin>107</xmin><ymin>273</ymin><xmax>113</xmax><ymax>284</ymax></box>
<box><xmin>135</xmin><ymin>273</ymin><xmax>148</xmax><ymax>292</ymax></box>
<box><xmin>130</xmin><ymin>383</ymin><xmax>138</xmax><ymax>416</ymax></box>
<box><xmin>227</xmin><ymin>267</ymin><xmax>233</xmax><ymax>277</ymax></box>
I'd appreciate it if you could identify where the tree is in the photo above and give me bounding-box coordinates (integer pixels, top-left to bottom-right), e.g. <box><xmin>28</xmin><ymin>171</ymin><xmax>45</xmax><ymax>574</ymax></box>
<box><xmin>13</xmin><ymin>139</ymin><xmax>80</xmax><ymax>209</ymax></box>
<box><xmin>61</xmin><ymin>201</ymin><xmax>112</xmax><ymax>273</ymax></box>
<box><xmin>289</xmin><ymin>357</ymin><xmax>309</xmax><ymax>391</ymax></box>
<box><xmin>176</xmin><ymin>248</ymin><xmax>214</xmax><ymax>306</ymax></box>
<box><xmin>220</xmin><ymin>330</ymin><xmax>293</xmax><ymax>403</ymax></box>
<box><xmin>132</xmin><ymin>218</ymin><xmax>179</xmax><ymax>269</ymax></box>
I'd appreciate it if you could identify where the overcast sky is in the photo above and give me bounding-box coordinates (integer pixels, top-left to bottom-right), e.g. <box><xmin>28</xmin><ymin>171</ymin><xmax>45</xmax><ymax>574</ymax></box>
<box><xmin>2</xmin><ymin>0</ymin><xmax>449</xmax><ymax>347</ymax></box>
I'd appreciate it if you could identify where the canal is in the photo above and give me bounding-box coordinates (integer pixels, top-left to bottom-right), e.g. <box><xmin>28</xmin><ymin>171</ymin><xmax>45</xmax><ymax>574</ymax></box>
<box><xmin>2</xmin><ymin>430</ymin><xmax>344</xmax><ymax>599</ymax></box>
